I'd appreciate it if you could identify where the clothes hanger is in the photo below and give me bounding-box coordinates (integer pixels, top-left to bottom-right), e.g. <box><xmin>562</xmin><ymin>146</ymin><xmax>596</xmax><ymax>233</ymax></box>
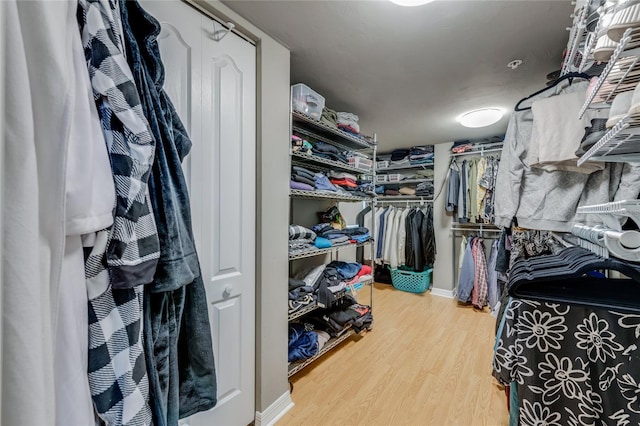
<box><xmin>509</xmin><ymin>247</ymin><xmax>603</xmax><ymax>278</ymax></box>
<box><xmin>508</xmin><ymin>247</ymin><xmax>640</xmax><ymax>313</ymax></box>
<box><xmin>514</xmin><ymin>71</ymin><xmax>592</xmax><ymax>112</ymax></box>
<box><xmin>509</xmin><ymin>248</ymin><xmax>640</xmax><ymax>286</ymax></box>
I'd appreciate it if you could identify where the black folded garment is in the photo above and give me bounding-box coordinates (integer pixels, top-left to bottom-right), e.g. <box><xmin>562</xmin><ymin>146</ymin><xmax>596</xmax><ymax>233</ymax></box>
<box><xmin>390</xmin><ymin>149</ymin><xmax>410</xmax><ymax>161</ymax></box>
<box><xmin>385</xmin><ymin>183</ymin><xmax>400</xmax><ymax>191</ymax></box>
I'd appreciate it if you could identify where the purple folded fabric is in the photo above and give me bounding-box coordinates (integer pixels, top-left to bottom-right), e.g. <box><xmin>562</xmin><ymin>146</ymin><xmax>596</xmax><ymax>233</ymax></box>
<box><xmin>290</xmin><ymin>180</ymin><xmax>315</xmax><ymax>191</ymax></box>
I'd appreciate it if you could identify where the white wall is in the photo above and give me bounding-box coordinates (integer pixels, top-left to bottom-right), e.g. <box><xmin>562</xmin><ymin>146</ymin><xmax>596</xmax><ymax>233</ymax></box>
<box><xmin>432</xmin><ymin>143</ymin><xmax>455</xmax><ymax>295</ymax></box>
<box><xmin>0</xmin><ymin>0</ymin><xmax>5</xmax><ymax>415</ymax></box>
<box><xmin>195</xmin><ymin>0</ymin><xmax>291</xmax><ymax>414</ymax></box>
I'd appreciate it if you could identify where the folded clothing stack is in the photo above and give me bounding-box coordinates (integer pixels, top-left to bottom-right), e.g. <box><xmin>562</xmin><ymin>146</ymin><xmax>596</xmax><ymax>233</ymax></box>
<box><xmin>356</xmin><ymin>181</ymin><xmax>376</xmax><ymax>196</ymax></box>
<box><xmin>306</xmin><ymin>295</ymin><xmax>373</xmax><ymax>337</ymax></box>
<box><xmin>336</xmin><ymin>112</ymin><xmax>360</xmax><ymax>135</ymax></box>
<box><xmin>452</xmin><ymin>141</ymin><xmax>473</xmax><ymax>153</ymax></box>
<box><xmin>410</xmin><ymin>146</ymin><xmax>434</xmax><ymax>165</ymax></box>
<box><xmin>452</xmin><ymin>136</ymin><xmax>504</xmax><ymax>154</ymax></box>
<box><xmin>288</xmin><ymin>224</ymin><xmax>317</xmax><ymax>252</ymax></box>
<box><xmin>399</xmin><ymin>186</ymin><xmax>416</xmax><ymax>196</ymax></box>
<box><xmin>290</xmin><ymin>165</ymin><xmax>316</xmax><ymax>191</ymax></box>
<box><xmin>328</xmin><ymin>170</ymin><xmax>358</xmax><ymax>189</ymax></box>
<box><xmin>321</xmin><ymin>107</ymin><xmax>339</xmax><ymax>129</ymax></box>
<box><xmin>412</xmin><ymin>169</ymin><xmax>434</xmax><ymax>179</ymax></box>
<box><xmin>390</xmin><ymin>149</ymin><xmax>410</xmax><ymax>161</ymax></box>
<box><xmin>342</xmin><ymin>226</ymin><xmax>371</xmax><ymax>243</ymax></box>
<box><xmin>312</xmin><ymin>223</ymin><xmax>350</xmax><ymax>245</ymax></box>
<box><xmin>314</xmin><ymin>172</ymin><xmax>340</xmax><ymax>192</ymax></box>
<box><xmin>291</xmin><ymin>134</ymin><xmax>313</xmax><ymax>155</ymax></box>
<box><xmin>416</xmin><ymin>181</ymin><xmax>434</xmax><ymax>197</ymax></box>
<box><xmin>312</xmin><ymin>141</ymin><xmax>349</xmax><ymax>164</ymax></box>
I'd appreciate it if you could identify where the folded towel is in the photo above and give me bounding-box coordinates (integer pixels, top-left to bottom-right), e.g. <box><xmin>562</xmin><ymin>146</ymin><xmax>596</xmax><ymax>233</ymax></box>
<box><xmin>321</xmin><ymin>107</ymin><xmax>339</xmax><ymax>129</ymax></box>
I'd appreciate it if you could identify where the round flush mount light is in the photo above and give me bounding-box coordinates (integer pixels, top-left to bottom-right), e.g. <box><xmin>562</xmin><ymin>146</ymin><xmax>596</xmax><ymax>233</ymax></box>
<box><xmin>457</xmin><ymin>108</ymin><xmax>504</xmax><ymax>128</ymax></box>
<box><xmin>507</xmin><ymin>59</ymin><xmax>523</xmax><ymax>70</ymax></box>
<box><xmin>389</xmin><ymin>0</ymin><xmax>435</xmax><ymax>6</ymax></box>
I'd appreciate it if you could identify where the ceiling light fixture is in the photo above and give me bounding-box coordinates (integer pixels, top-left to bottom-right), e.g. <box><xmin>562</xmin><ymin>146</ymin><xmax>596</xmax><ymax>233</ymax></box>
<box><xmin>507</xmin><ymin>59</ymin><xmax>523</xmax><ymax>70</ymax></box>
<box><xmin>457</xmin><ymin>108</ymin><xmax>504</xmax><ymax>128</ymax></box>
<box><xmin>389</xmin><ymin>0</ymin><xmax>435</xmax><ymax>6</ymax></box>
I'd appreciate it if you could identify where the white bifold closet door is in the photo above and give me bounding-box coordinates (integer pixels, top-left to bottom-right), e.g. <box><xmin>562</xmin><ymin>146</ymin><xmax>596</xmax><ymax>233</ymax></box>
<box><xmin>140</xmin><ymin>1</ymin><xmax>256</xmax><ymax>425</ymax></box>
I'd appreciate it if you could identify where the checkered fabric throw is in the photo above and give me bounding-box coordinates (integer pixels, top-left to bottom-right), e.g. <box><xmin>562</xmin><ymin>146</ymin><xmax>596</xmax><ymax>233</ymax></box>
<box><xmin>289</xmin><ymin>225</ymin><xmax>317</xmax><ymax>241</ymax></box>
<box><xmin>83</xmin><ymin>232</ymin><xmax>152</xmax><ymax>426</ymax></box>
<box><xmin>79</xmin><ymin>0</ymin><xmax>160</xmax><ymax>289</ymax></box>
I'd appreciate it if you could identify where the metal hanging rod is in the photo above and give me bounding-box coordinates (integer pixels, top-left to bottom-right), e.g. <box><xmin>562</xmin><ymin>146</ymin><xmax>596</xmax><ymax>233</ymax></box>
<box><xmin>375</xmin><ymin>198</ymin><xmax>433</xmax><ymax>205</ymax></box>
<box><xmin>451</xmin><ymin>227</ymin><xmax>502</xmax><ymax>233</ymax></box>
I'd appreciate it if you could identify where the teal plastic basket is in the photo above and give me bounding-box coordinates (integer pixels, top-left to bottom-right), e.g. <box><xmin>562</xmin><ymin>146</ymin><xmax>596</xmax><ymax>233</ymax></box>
<box><xmin>390</xmin><ymin>268</ymin><xmax>433</xmax><ymax>293</ymax></box>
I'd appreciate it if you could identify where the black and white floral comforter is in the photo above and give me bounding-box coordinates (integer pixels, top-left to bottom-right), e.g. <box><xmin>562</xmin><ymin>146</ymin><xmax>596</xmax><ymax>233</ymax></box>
<box><xmin>493</xmin><ymin>298</ymin><xmax>640</xmax><ymax>426</ymax></box>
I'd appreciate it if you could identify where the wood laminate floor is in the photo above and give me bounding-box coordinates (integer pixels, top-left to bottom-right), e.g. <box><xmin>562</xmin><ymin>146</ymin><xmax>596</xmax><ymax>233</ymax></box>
<box><xmin>279</xmin><ymin>283</ymin><xmax>509</xmax><ymax>426</ymax></box>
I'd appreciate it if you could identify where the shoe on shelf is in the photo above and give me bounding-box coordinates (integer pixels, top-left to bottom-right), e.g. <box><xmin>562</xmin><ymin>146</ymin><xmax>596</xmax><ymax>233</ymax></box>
<box><xmin>608</xmin><ymin>2</ymin><xmax>640</xmax><ymax>42</ymax></box>
<box><xmin>587</xmin><ymin>10</ymin><xmax>602</xmax><ymax>31</ymax></box>
<box><xmin>607</xmin><ymin>89</ymin><xmax>634</xmax><ymax>127</ymax></box>
<box><xmin>575</xmin><ymin>118</ymin><xmax>608</xmax><ymax>157</ymax></box>
<box><xmin>594</xmin><ymin>34</ymin><xmax>619</xmax><ymax>61</ymax></box>
<box><xmin>627</xmin><ymin>79</ymin><xmax>640</xmax><ymax>115</ymax></box>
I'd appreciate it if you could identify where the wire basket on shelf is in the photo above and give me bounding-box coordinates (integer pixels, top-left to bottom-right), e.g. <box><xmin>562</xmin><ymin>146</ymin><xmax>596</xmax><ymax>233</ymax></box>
<box><xmin>390</xmin><ymin>268</ymin><xmax>432</xmax><ymax>293</ymax></box>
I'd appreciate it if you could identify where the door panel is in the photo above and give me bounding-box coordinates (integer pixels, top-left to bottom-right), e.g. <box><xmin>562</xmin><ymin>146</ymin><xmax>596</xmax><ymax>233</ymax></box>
<box><xmin>140</xmin><ymin>2</ymin><xmax>256</xmax><ymax>425</ymax></box>
<box><xmin>156</xmin><ymin>21</ymin><xmax>195</xmax><ymax>191</ymax></box>
<box><xmin>194</xmin><ymin>14</ymin><xmax>256</xmax><ymax>426</ymax></box>
<box><xmin>211</xmin><ymin>55</ymin><xmax>243</xmax><ymax>275</ymax></box>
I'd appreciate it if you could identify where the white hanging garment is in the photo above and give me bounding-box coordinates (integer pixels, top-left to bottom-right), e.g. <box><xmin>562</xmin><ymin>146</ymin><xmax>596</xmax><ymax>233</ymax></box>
<box><xmin>388</xmin><ymin>208</ymin><xmax>403</xmax><ymax>269</ymax></box>
<box><xmin>53</xmin><ymin>14</ymin><xmax>117</xmax><ymax>425</ymax></box>
<box><xmin>2</xmin><ymin>1</ymin><xmax>82</xmax><ymax>423</ymax></box>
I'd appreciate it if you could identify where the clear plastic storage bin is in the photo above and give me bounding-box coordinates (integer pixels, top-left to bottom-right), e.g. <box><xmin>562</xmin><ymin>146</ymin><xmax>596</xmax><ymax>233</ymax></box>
<box><xmin>291</xmin><ymin>83</ymin><xmax>325</xmax><ymax>120</ymax></box>
<box><xmin>387</xmin><ymin>174</ymin><xmax>405</xmax><ymax>182</ymax></box>
<box><xmin>376</xmin><ymin>160</ymin><xmax>389</xmax><ymax>170</ymax></box>
<box><xmin>349</xmin><ymin>157</ymin><xmax>373</xmax><ymax>171</ymax></box>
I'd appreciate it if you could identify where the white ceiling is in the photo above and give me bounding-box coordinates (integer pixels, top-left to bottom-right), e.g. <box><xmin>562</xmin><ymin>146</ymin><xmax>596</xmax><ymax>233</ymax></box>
<box><xmin>223</xmin><ymin>0</ymin><xmax>574</xmax><ymax>150</ymax></box>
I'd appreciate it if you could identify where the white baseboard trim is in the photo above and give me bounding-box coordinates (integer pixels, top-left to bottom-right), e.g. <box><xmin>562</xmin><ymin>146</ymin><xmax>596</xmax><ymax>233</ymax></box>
<box><xmin>430</xmin><ymin>287</ymin><xmax>455</xmax><ymax>299</ymax></box>
<box><xmin>255</xmin><ymin>391</ymin><xmax>294</xmax><ymax>426</ymax></box>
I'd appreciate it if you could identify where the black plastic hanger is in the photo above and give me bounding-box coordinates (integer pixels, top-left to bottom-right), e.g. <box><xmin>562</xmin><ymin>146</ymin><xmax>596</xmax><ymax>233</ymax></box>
<box><xmin>514</xmin><ymin>72</ymin><xmax>592</xmax><ymax>112</ymax></box>
<box><xmin>508</xmin><ymin>248</ymin><xmax>640</xmax><ymax>312</ymax></box>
